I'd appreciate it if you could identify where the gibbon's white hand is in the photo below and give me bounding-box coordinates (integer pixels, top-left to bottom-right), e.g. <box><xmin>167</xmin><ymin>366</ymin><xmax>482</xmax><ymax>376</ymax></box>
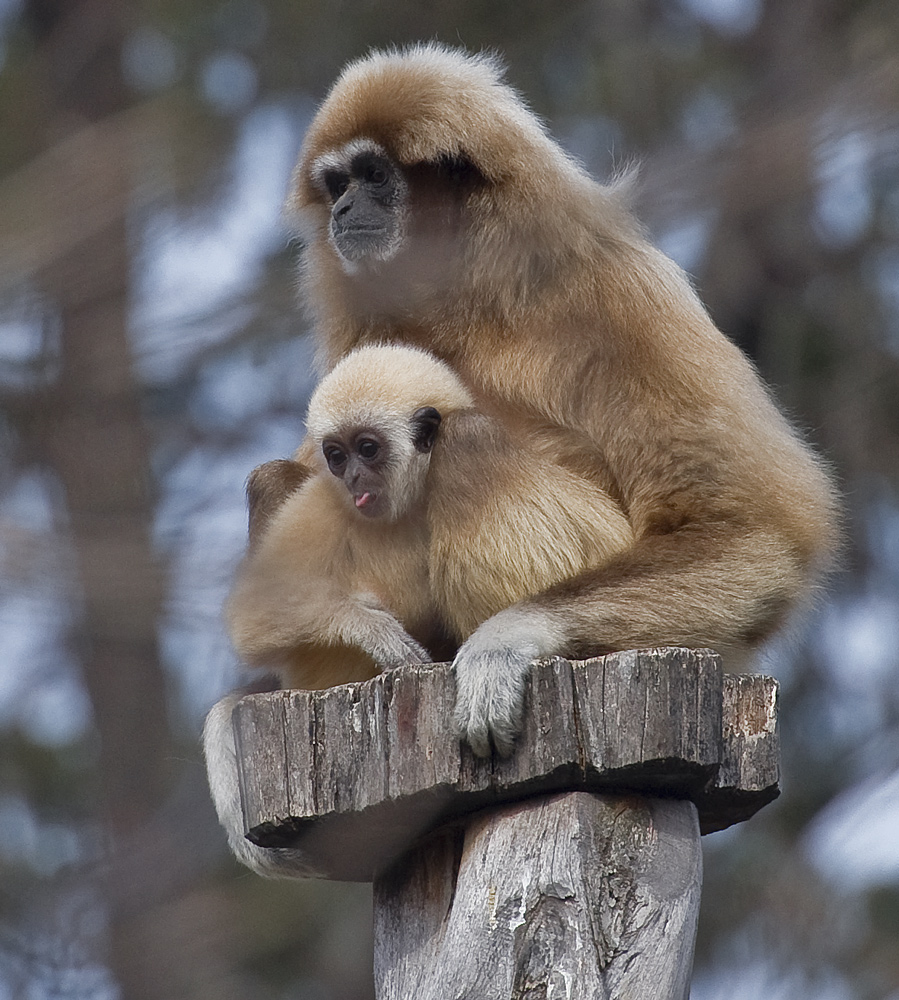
<box><xmin>452</xmin><ymin>606</ymin><xmax>565</xmax><ymax>757</ymax></box>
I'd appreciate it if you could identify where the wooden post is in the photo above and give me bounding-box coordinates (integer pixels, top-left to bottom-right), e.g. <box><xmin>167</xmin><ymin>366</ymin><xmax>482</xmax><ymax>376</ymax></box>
<box><xmin>373</xmin><ymin>794</ymin><xmax>702</xmax><ymax>999</ymax></box>
<box><xmin>230</xmin><ymin>648</ymin><xmax>779</xmax><ymax>999</ymax></box>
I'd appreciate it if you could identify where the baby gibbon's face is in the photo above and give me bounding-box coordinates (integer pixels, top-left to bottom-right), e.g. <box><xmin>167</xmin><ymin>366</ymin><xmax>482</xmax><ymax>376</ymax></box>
<box><xmin>321</xmin><ymin>428</ymin><xmax>392</xmax><ymax>519</ymax></box>
<box><xmin>318</xmin><ymin>406</ymin><xmax>442</xmax><ymax>522</ymax></box>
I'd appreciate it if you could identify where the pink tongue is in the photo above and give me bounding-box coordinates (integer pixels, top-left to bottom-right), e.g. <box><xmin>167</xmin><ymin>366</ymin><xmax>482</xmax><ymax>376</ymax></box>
<box><xmin>355</xmin><ymin>492</ymin><xmax>372</xmax><ymax>508</ymax></box>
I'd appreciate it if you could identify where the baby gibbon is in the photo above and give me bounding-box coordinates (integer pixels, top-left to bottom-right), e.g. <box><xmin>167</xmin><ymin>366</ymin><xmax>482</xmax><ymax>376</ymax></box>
<box><xmin>227</xmin><ymin>344</ymin><xmax>634</xmax><ymax>693</ymax></box>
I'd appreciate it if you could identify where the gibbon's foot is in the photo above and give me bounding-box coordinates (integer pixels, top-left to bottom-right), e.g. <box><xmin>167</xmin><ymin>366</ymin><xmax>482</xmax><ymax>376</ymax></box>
<box><xmin>203</xmin><ymin>692</ymin><xmax>322</xmax><ymax>878</ymax></box>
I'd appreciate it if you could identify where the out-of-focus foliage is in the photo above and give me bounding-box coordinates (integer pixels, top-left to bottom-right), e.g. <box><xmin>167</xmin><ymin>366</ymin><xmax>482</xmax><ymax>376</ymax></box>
<box><xmin>0</xmin><ymin>1</ymin><xmax>897</xmax><ymax>997</ymax></box>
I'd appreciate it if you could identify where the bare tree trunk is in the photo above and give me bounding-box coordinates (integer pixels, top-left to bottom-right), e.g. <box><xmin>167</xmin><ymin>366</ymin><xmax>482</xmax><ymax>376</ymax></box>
<box><xmin>23</xmin><ymin>2</ymin><xmax>177</xmax><ymax>997</ymax></box>
<box><xmin>373</xmin><ymin>793</ymin><xmax>702</xmax><ymax>1000</ymax></box>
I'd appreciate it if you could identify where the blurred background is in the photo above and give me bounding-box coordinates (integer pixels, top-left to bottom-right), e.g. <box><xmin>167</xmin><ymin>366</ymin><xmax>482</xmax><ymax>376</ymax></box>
<box><xmin>0</xmin><ymin>0</ymin><xmax>897</xmax><ymax>997</ymax></box>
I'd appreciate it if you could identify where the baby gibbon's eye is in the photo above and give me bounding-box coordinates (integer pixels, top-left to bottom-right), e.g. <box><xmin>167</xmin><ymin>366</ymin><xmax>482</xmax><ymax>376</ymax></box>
<box><xmin>364</xmin><ymin>164</ymin><xmax>387</xmax><ymax>186</ymax></box>
<box><xmin>357</xmin><ymin>438</ymin><xmax>380</xmax><ymax>460</ymax></box>
<box><xmin>323</xmin><ymin>444</ymin><xmax>347</xmax><ymax>474</ymax></box>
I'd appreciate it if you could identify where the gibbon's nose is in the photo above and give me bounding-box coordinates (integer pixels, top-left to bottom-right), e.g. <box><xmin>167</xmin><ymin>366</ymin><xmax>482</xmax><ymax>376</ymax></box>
<box><xmin>346</xmin><ymin>460</ymin><xmax>363</xmax><ymax>489</ymax></box>
<box><xmin>332</xmin><ymin>190</ymin><xmax>354</xmax><ymax>219</ymax></box>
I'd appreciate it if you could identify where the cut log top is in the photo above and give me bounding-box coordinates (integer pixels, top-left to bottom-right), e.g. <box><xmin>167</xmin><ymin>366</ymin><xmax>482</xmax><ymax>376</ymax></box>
<box><xmin>233</xmin><ymin>647</ymin><xmax>779</xmax><ymax>881</ymax></box>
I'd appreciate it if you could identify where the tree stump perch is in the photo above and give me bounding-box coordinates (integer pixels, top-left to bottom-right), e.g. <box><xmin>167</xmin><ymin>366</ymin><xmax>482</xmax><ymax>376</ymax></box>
<box><xmin>373</xmin><ymin>794</ymin><xmax>703</xmax><ymax>1000</ymax></box>
<box><xmin>229</xmin><ymin>647</ymin><xmax>779</xmax><ymax>999</ymax></box>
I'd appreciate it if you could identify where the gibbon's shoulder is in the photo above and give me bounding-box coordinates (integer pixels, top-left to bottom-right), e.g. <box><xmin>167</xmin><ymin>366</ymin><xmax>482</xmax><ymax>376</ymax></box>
<box><xmin>427</xmin><ymin>408</ymin><xmax>530</xmax><ymax>513</ymax></box>
<box><xmin>432</xmin><ymin>407</ymin><xmax>506</xmax><ymax>455</ymax></box>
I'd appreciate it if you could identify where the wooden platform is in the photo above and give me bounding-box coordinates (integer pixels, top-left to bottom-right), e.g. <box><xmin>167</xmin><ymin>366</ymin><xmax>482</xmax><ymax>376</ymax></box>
<box><xmin>232</xmin><ymin>647</ymin><xmax>779</xmax><ymax>881</ymax></box>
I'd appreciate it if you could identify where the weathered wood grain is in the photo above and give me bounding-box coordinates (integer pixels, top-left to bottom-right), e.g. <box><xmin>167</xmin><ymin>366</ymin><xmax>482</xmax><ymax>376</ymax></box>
<box><xmin>705</xmin><ymin>672</ymin><xmax>781</xmax><ymax>832</ymax></box>
<box><xmin>373</xmin><ymin>792</ymin><xmax>702</xmax><ymax>1000</ymax></box>
<box><xmin>232</xmin><ymin>648</ymin><xmax>779</xmax><ymax>881</ymax></box>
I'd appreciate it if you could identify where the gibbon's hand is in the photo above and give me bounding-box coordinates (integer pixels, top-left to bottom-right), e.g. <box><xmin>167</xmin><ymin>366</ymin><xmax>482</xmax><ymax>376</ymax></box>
<box><xmin>451</xmin><ymin>606</ymin><xmax>565</xmax><ymax>757</ymax></box>
<box><xmin>378</xmin><ymin>625</ymin><xmax>432</xmax><ymax>670</ymax></box>
<box><xmin>350</xmin><ymin>596</ymin><xmax>432</xmax><ymax>670</ymax></box>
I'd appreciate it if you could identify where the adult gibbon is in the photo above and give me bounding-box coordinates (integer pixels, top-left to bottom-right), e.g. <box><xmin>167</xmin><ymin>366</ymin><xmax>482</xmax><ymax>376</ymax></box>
<box><xmin>205</xmin><ymin>43</ymin><xmax>838</xmax><ymax>853</ymax></box>
<box><xmin>228</xmin><ymin>344</ymin><xmax>634</xmax><ymax>696</ymax></box>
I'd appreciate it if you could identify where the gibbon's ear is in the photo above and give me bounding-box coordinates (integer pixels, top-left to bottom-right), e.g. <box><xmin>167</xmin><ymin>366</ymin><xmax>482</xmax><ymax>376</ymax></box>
<box><xmin>412</xmin><ymin>406</ymin><xmax>442</xmax><ymax>453</ymax></box>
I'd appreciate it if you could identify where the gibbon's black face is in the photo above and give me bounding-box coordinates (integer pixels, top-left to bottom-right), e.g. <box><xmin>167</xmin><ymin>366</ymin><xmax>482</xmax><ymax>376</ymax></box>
<box><xmin>321</xmin><ymin>407</ymin><xmax>442</xmax><ymax>520</ymax></box>
<box><xmin>314</xmin><ymin>142</ymin><xmax>409</xmax><ymax>265</ymax></box>
<box><xmin>310</xmin><ymin>140</ymin><xmax>484</xmax><ymax>281</ymax></box>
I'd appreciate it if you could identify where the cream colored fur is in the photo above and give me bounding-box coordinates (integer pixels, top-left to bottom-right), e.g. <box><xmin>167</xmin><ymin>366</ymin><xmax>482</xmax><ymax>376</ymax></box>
<box><xmin>211</xmin><ymin>42</ymin><xmax>839</xmax><ymax>822</ymax></box>
<box><xmin>227</xmin><ymin>345</ymin><xmax>459</xmax><ymax>689</ymax></box>
<box><xmin>227</xmin><ymin>344</ymin><xmax>636</xmax><ymax>691</ymax></box>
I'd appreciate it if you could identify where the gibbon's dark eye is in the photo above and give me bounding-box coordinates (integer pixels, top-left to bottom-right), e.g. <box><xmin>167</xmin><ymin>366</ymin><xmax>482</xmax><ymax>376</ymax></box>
<box><xmin>357</xmin><ymin>438</ymin><xmax>380</xmax><ymax>460</ymax></box>
<box><xmin>323</xmin><ymin>444</ymin><xmax>347</xmax><ymax>474</ymax></box>
<box><xmin>364</xmin><ymin>163</ymin><xmax>388</xmax><ymax>186</ymax></box>
<box><xmin>325</xmin><ymin>172</ymin><xmax>349</xmax><ymax>201</ymax></box>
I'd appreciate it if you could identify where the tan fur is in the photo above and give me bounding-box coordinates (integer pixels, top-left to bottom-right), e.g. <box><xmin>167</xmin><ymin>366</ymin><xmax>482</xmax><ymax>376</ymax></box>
<box><xmin>228</xmin><ymin>474</ymin><xmax>432</xmax><ymax>688</ymax></box>
<box><xmin>427</xmin><ymin>411</ymin><xmax>634</xmax><ymax>640</ymax></box>
<box><xmin>228</xmin><ymin>344</ymin><xmax>635</xmax><ymax>688</ymax></box>
<box><xmin>283</xmin><ymin>44</ymin><xmax>838</xmax><ymax>674</ymax></box>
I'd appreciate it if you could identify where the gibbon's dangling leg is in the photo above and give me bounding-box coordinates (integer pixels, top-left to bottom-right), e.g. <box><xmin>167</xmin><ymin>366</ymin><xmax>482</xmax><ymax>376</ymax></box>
<box><xmin>242</xmin><ymin>45</ymin><xmax>839</xmax><ymax>762</ymax></box>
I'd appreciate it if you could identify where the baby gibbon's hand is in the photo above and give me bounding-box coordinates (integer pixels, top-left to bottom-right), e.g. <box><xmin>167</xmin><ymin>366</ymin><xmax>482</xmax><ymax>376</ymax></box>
<box><xmin>351</xmin><ymin>599</ymin><xmax>432</xmax><ymax>670</ymax></box>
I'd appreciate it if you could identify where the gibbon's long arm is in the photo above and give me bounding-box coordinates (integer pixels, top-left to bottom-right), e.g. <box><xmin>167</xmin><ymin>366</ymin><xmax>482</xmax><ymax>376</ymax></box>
<box><xmin>443</xmin><ymin>241</ymin><xmax>837</xmax><ymax>755</ymax></box>
<box><xmin>451</xmin><ymin>525</ymin><xmax>806</xmax><ymax>756</ymax></box>
<box><xmin>443</xmin><ymin>237</ymin><xmax>836</xmax><ymax>754</ymax></box>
